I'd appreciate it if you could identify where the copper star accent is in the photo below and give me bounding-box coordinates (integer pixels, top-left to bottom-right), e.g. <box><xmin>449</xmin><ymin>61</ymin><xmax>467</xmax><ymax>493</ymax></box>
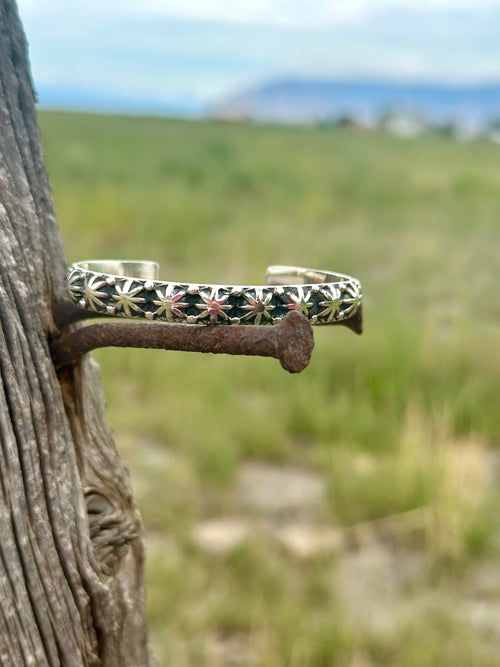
<box><xmin>286</xmin><ymin>286</ymin><xmax>313</xmax><ymax>316</ymax></box>
<box><xmin>112</xmin><ymin>279</ymin><xmax>146</xmax><ymax>317</ymax></box>
<box><xmin>241</xmin><ymin>288</ymin><xmax>275</xmax><ymax>325</ymax></box>
<box><xmin>318</xmin><ymin>285</ymin><xmax>342</xmax><ymax>322</ymax></box>
<box><xmin>84</xmin><ymin>275</ymin><xmax>108</xmax><ymax>311</ymax></box>
<box><xmin>153</xmin><ymin>284</ymin><xmax>188</xmax><ymax>321</ymax></box>
<box><xmin>196</xmin><ymin>288</ymin><xmax>231</xmax><ymax>324</ymax></box>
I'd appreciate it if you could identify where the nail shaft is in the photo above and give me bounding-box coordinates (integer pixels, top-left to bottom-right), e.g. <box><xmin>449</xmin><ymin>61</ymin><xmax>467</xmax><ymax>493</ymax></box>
<box><xmin>51</xmin><ymin>311</ymin><xmax>315</xmax><ymax>373</ymax></box>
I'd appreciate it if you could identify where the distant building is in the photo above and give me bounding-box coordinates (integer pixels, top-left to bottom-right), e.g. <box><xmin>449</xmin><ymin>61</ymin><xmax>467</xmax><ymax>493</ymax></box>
<box><xmin>487</xmin><ymin>120</ymin><xmax>500</xmax><ymax>144</ymax></box>
<box><xmin>379</xmin><ymin>109</ymin><xmax>427</xmax><ymax>138</ymax></box>
<box><xmin>433</xmin><ymin>120</ymin><xmax>481</xmax><ymax>141</ymax></box>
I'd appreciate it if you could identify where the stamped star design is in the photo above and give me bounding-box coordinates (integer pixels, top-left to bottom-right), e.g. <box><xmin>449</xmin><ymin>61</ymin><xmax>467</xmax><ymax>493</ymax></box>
<box><xmin>84</xmin><ymin>275</ymin><xmax>108</xmax><ymax>311</ymax></box>
<box><xmin>318</xmin><ymin>285</ymin><xmax>342</xmax><ymax>322</ymax></box>
<box><xmin>153</xmin><ymin>284</ymin><xmax>188</xmax><ymax>321</ymax></box>
<box><xmin>241</xmin><ymin>288</ymin><xmax>275</xmax><ymax>325</ymax></box>
<box><xmin>286</xmin><ymin>286</ymin><xmax>313</xmax><ymax>316</ymax></box>
<box><xmin>340</xmin><ymin>282</ymin><xmax>361</xmax><ymax>319</ymax></box>
<box><xmin>68</xmin><ymin>271</ymin><xmax>84</xmax><ymax>301</ymax></box>
<box><xmin>112</xmin><ymin>279</ymin><xmax>146</xmax><ymax>317</ymax></box>
<box><xmin>196</xmin><ymin>288</ymin><xmax>231</xmax><ymax>324</ymax></box>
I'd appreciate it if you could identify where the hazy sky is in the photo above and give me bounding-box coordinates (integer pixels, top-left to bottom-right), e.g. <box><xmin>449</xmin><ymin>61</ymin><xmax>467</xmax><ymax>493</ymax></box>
<box><xmin>16</xmin><ymin>0</ymin><xmax>500</xmax><ymax>110</ymax></box>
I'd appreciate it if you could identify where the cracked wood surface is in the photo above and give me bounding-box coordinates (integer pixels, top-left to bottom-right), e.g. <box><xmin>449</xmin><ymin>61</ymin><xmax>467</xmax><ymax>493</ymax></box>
<box><xmin>0</xmin><ymin>1</ymin><xmax>152</xmax><ymax>664</ymax></box>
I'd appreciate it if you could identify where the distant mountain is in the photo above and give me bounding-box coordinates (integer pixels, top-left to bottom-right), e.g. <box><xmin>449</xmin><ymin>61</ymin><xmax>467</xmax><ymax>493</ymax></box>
<box><xmin>211</xmin><ymin>79</ymin><xmax>500</xmax><ymax>127</ymax></box>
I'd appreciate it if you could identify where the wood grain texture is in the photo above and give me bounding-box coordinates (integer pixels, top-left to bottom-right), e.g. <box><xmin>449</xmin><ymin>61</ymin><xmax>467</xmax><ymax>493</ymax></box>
<box><xmin>0</xmin><ymin>1</ymin><xmax>152</xmax><ymax>664</ymax></box>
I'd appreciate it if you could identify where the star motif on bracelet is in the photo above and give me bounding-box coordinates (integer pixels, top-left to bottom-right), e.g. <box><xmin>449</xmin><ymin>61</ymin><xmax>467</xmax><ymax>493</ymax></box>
<box><xmin>68</xmin><ymin>271</ymin><xmax>84</xmax><ymax>299</ymax></box>
<box><xmin>286</xmin><ymin>286</ymin><xmax>313</xmax><ymax>316</ymax></box>
<box><xmin>153</xmin><ymin>284</ymin><xmax>188</xmax><ymax>321</ymax></box>
<box><xmin>83</xmin><ymin>275</ymin><xmax>107</xmax><ymax>311</ymax></box>
<box><xmin>196</xmin><ymin>288</ymin><xmax>231</xmax><ymax>323</ymax></box>
<box><xmin>318</xmin><ymin>285</ymin><xmax>342</xmax><ymax>322</ymax></box>
<box><xmin>241</xmin><ymin>288</ymin><xmax>275</xmax><ymax>325</ymax></box>
<box><xmin>340</xmin><ymin>282</ymin><xmax>361</xmax><ymax>318</ymax></box>
<box><xmin>112</xmin><ymin>279</ymin><xmax>146</xmax><ymax>317</ymax></box>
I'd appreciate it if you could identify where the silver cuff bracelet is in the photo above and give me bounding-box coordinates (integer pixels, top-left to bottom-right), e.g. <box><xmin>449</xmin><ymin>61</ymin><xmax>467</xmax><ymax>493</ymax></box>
<box><xmin>67</xmin><ymin>261</ymin><xmax>362</xmax><ymax>326</ymax></box>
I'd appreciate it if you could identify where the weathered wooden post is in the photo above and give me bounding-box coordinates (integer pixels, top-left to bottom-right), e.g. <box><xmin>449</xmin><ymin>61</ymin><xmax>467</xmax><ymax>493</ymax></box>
<box><xmin>0</xmin><ymin>1</ymin><xmax>152</xmax><ymax>663</ymax></box>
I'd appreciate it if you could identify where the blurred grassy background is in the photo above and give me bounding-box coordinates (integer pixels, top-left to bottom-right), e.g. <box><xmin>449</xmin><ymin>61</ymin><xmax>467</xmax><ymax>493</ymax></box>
<box><xmin>41</xmin><ymin>110</ymin><xmax>500</xmax><ymax>666</ymax></box>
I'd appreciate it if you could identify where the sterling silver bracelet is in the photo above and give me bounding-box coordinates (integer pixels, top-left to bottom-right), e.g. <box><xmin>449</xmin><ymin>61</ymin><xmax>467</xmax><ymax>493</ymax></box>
<box><xmin>67</xmin><ymin>261</ymin><xmax>362</xmax><ymax>326</ymax></box>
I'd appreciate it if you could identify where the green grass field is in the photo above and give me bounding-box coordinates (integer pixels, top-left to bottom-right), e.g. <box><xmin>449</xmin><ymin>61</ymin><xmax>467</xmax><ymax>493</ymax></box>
<box><xmin>40</xmin><ymin>110</ymin><xmax>500</xmax><ymax>666</ymax></box>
